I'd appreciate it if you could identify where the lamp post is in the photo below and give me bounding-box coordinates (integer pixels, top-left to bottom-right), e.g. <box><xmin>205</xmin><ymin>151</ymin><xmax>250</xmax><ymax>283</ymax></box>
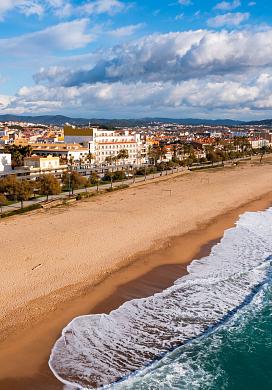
<box><xmin>68</xmin><ymin>171</ymin><xmax>71</xmax><ymax>197</ymax></box>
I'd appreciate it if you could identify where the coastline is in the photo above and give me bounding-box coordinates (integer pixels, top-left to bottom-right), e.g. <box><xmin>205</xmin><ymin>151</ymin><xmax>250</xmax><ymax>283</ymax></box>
<box><xmin>0</xmin><ymin>162</ymin><xmax>272</xmax><ymax>388</ymax></box>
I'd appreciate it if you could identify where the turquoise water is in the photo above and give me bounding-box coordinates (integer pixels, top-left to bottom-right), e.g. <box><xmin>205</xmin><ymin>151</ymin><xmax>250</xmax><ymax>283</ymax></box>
<box><xmin>119</xmin><ymin>281</ymin><xmax>272</xmax><ymax>390</ymax></box>
<box><xmin>50</xmin><ymin>208</ymin><xmax>272</xmax><ymax>389</ymax></box>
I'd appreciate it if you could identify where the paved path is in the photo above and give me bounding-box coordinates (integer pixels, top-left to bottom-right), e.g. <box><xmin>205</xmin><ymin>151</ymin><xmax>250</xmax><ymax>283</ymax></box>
<box><xmin>0</xmin><ymin>167</ymin><xmax>184</xmax><ymax>214</ymax></box>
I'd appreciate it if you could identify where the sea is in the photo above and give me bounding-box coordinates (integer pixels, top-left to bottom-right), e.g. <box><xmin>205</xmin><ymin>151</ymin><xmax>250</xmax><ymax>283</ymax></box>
<box><xmin>49</xmin><ymin>207</ymin><xmax>272</xmax><ymax>390</ymax></box>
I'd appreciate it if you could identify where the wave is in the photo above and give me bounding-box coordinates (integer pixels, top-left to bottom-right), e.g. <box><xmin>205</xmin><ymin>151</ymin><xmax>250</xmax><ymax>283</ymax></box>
<box><xmin>49</xmin><ymin>208</ymin><xmax>272</xmax><ymax>389</ymax></box>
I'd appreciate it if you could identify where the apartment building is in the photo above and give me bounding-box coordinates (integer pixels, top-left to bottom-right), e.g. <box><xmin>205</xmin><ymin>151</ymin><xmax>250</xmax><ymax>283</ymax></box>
<box><xmin>93</xmin><ymin>129</ymin><xmax>143</xmax><ymax>164</ymax></box>
<box><xmin>249</xmin><ymin>138</ymin><xmax>270</xmax><ymax>149</ymax></box>
<box><xmin>29</xmin><ymin>143</ymin><xmax>89</xmax><ymax>161</ymax></box>
<box><xmin>64</xmin><ymin>126</ymin><xmax>144</xmax><ymax>165</ymax></box>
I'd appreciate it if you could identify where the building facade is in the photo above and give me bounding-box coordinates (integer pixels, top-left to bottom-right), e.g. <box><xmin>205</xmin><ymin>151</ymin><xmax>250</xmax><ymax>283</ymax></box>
<box><xmin>64</xmin><ymin>126</ymin><xmax>144</xmax><ymax>165</ymax></box>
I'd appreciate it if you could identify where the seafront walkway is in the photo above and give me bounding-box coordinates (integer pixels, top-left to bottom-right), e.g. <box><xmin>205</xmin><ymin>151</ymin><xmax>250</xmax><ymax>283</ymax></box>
<box><xmin>0</xmin><ymin>166</ymin><xmax>186</xmax><ymax>215</ymax></box>
<box><xmin>0</xmin><ymin>155</ymin><xmax>265</xmax><ymax>216</ymax></box>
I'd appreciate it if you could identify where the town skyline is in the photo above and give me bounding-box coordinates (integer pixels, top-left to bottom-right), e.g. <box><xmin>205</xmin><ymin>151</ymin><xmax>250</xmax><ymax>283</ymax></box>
<box><xmin>0</xmin><ymin>0</ymin><xmax>272</xmax><ymax>120</ymax></box>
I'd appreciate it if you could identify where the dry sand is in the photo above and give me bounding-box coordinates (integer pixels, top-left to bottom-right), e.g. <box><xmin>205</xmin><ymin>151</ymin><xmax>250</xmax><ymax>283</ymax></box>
<box><xmin>0</xmin><ymin>161</ymin><xmax>272</xmax><ymax>388</ymax></box>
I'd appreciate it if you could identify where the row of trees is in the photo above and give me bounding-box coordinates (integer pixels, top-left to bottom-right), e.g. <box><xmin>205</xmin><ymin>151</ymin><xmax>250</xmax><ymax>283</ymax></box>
<box><xmin>0</xmin><ymin>174</ymin><xmax>61</xmax><ymax>208</ymax></box>
<box><xmin>147</xmin><ymin>141</ymin><xmax>272</xmax><ymax>168</ymax></box>
<box><xmin>0</xmin><ymin>171</ymin><xmax>96</xmax><ymax>211</ymax></box>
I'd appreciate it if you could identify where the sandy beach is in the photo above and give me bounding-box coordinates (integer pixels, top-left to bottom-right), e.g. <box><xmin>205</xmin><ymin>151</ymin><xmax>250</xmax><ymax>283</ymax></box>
<box><xmin>0</xmin><ymin>161</ymin><xmax>272</xmax><ymax>389</ymax></box>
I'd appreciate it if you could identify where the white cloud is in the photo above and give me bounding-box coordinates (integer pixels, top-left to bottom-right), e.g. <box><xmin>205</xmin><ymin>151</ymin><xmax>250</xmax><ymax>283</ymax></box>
<box><xmin>0</xmin><ymin>0</ymin><xmax>127</xmax><ymax>21</ymax></box>
<box><xmin>110</xmin><ymin>24</ymin><xmax>144</xmax><ymax>38</ymax></box>
<box><xmin>0</xmin><ymin>94</ymin><xmax>12</xmax><ymax>110</ymax></box>
<box><xmin>178</xmin><ymin>0</ymin><xmax>192</xmax><ymax>5</ymax></box>
<box><xmin>4</xmin><ymin>71</ymin><xmax>272</xmax><ymax>117</ymax></box>
<box><xmin>33</xmin><ymin>29</ymin><xmax>272</xmax><ymax>87</ymax></box>
<box><xmin>0</xmin><ymin>19</ymin><xmax>93</xmax><ymax>55</ymax></box>
<box><xmin>3</xmin><ymin>27</ymin><xmax>272</xmax><ymax>119</ymax></box>
<box><xmin>214</xmin><ymin>0</ymin><xmax>241</xmax><ymax>11</ymax></box>
<box><xmin>79</xmin><ymin>0</ymin><xmax>126</xmax><ymax>16</ymax></box>
<box><xmin>0</xmin><ymin>0</ymin><xmax>44</xmax><ymax>20</ymax></box>
<box><xmin>207</xmin><ymin>12</ymin><xmax>249</xmax><ymax>27</ymax></box>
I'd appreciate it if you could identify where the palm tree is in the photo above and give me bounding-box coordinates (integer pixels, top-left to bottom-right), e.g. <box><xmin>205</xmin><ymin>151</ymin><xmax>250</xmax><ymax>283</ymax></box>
<box><xmin>260</xmin><ymin>145</ymin><xmax>269</xmax><ymax>163</ymax></box>
<box><xmin>105</xmin><ymin>156</ymin><xmax>114</xmax><ymax>165</ymax></box>
<box><xmin>117</xmin><ymin>149</ymin><xmax>129</xmax><ymax>166</ymax></box>
<box><xmin>68</xmin><ymin>155</ymin><xmax>74</xmax><ymax>166</ymax></box>
<box><xmin>86</xmin><ymin>153</ymin><xmax>94</xmax><ymax>165</ymax></box>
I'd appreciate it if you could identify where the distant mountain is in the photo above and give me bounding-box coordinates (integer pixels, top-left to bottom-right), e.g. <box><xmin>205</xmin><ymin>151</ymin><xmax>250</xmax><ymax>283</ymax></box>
<box><xmin>0</xmin><ymin>115</ymin><xmax>91</xmax><ymax>126</ymax></box>
<box><xmin>143</xmin><ymin>117</ymin><xmax>245</xmax><ymax>126</ymax></box>
<box><xmin>0</xmin><ymin>114</ymin><xmax>151</xmax><ymax>127</ymax></box>
<box><xmin>0</xmin><ymin>114</ymin><xmax>271</xmax><ymax>127</ymax></box>
<box><xmin>246</xmin><ymin>119</ymin><xmax>272</xmax><ymax>126</ymax></box>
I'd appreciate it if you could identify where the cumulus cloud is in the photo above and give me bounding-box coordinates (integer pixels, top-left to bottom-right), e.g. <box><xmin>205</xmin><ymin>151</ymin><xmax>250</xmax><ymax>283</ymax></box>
<box><xmin>3</xmin><ymin>27</ymin><xmax>272</xmax><ymax>118</ymax></box>
<box><xmin>214</xmin><ymin>0</ymin><xmax>241</xmax><ymax>11</ymax></box>
<box><xmin>4</xmin><ymin>71</ymin><xmax>272</xmax><ymax>117</ymax></box>
<box><xmin>33</xmin><ymin>29</ymin><xmax>272</xmax><ymax>87</ymax></box>
<box><xmin>0</xmin><ymin>19</ymin><xmax>93</xmax><ymax>55</ymax></box>
<box><xmin>207</xmin><ymin>12</ymin><xmax>250</xmax><ymax>27</ymax></box>
<box><xmin>0</xmin><ymin>94</ymin><xmax>13</xmax><ymax>110</ymax></box>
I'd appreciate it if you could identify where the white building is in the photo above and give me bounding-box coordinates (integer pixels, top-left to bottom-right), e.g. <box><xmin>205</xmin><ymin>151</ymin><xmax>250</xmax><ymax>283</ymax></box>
<box><xmin>30</xmin><ymin>143</ymin><xmax>89</xmax><ymax>162</ymax></box>
<box><xmin>24</xmin><ymin>155</ymin><xmax>60</xmax><ymax>169</ymax></box>
<box><xmin>93</xmin><ymin>129</ymin><xmax>143</xmax><ymax>164</ymax></box>
<box><xmin>0</xmin><ymin>153</ymin><xmax>12</xmax><ymax>172</ymax></box>
<box><xmin>23</xmin><ymin>155</ymin><xmax>67</xmax><ymax>175</ymax></box>
<box><xmin>64</xmin><ymin>126</ymin><xmax>144</xmax><ymax>165</ymax></box>
<box><xmin>249</xmin><ymin>138</ymin><xmax>270</xmax><ymax>149</ymax></box>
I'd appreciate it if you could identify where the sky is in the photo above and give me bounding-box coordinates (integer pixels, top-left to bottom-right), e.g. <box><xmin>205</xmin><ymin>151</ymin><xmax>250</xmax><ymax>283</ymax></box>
<box><xmin>0</xmin><ymin>0</ymin><xmax>272</xmax><ymax>119</ymax></box>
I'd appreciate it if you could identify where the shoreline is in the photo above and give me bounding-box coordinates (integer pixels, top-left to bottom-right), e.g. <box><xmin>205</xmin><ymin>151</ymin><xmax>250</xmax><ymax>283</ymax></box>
<box><xmin>0</xmin><ymin>162</ymin><xmax>272</xmax><ymax>388</ymax></box>
<box><xmin>0</xmin><ymin>192</ymin><xmax>271</xmax><ymax>389</ymax></box>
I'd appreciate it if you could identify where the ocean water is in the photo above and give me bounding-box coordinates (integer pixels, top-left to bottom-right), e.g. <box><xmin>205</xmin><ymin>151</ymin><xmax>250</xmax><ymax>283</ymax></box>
<box><xmin>50</xmin><ymin>207</ymin><xmax>272</xmax><ymax>390</ymax></box>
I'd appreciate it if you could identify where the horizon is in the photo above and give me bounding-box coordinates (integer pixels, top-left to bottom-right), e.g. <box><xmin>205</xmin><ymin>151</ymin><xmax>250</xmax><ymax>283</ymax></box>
<box><xmin>0</xmin><ymin>113</ymin><xmax>272</xmax><ymax>123</ymax></box>
<box><xmin>0</xmin><ymin>1</ymin><xmax>272</xmax><ymax>119</ymax></box>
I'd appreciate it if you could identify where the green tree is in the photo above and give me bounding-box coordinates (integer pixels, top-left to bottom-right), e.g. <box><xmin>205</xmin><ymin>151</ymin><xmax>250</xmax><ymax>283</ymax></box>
<box><xmin>206</xmin><ymin>150</ymin><xmax>220</xmax><ymax>165</ymax></box>
<box><xmin>0</xmin><ymin>193</ymin><xmax>7</xmax><ymax>214</ymax></box>
<box><xmin>0</xmin><ymin>175</ymin><xmax>19</xmax><ymax>200</ymax></box>
<box><xmin>37</xmin><ymin>174</ymin><xmax>61</xmax><ymax>201</ymax></box>
<box><xmin>62</xmin><ymin>171</ymin><xmax>88</xmax><ymax>195</ymax></box>
<box><xmin>15</xmin><ymin>180</ymin><xmax>34</xmax><ymax>208</ymax></box>
<box><xmin>260</xmin><ymin>145</ymin><xmax>269</xmax><ymax>163</ymax></box>
<box><xmin>86</xmin><ymin>153</ymin><xmax>94</xmax><ymax>165</ymax></box>
<box><xmin>4</xmin><ymin>145</ymin><xmax>33</xmax><ymax>168</ymax></box>
<box><xmin>105</xmin><ymin>156</ymin><xmax>114</xmax><ymax>165</ymax></box>
<box><xmin>117</xmin><ymin>149</ymin><xmax>129</xmax><ymax>165</ymax></box>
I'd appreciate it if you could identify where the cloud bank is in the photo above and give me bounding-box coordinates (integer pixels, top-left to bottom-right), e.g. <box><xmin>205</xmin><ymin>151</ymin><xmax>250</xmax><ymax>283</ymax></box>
<box><xmin>3</xmin><ymin>28</ymin><xmax>272</xmax><ymax>118</ymax></box>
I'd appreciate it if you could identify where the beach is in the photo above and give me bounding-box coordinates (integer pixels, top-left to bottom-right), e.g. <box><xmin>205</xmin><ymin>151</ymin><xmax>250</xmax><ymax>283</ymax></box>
<box><xmin>0</xmin><ymin>161</ymin><xmax>272</xmax><ymax>389</ymax></box>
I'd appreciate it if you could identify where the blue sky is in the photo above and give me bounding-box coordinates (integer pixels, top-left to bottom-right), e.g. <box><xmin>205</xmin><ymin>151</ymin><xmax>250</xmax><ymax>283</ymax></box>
<box><xmin>0</xmin><ymin>0</ymin><xmax>272</xmax><ymax>119</ymax></box>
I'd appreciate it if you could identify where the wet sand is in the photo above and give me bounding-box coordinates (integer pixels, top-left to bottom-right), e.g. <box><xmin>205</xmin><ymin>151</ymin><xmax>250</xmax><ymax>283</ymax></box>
<box><xmin>0</xmin><ymin>191</ymin><xmax>271</xmax><ymax>390</ymax></box>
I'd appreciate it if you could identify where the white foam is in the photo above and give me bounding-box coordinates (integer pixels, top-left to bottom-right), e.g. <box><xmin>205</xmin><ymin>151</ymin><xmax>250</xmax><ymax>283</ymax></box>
<box><xmin>49</xmin><ymin>208</ymin><xmax>272</xmax><ymax>389</ymax></box>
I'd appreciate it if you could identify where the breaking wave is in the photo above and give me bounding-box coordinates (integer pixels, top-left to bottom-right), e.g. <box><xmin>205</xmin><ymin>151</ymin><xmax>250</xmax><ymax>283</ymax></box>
<box><xmin>49</xmin><ymin>207</ymin><xmax>272</xmax><ymax>389</ymax></box>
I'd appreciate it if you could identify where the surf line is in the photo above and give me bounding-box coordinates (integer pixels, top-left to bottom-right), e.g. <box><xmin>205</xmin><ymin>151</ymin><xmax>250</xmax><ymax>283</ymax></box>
<box><xmin>49</xmin><ymin>255</ymin><xmax>272</xmax><ymax>390</ymax></box>
<box><xmin>102</xmin><ymin>255</ymin><xmax>272</xmax><ymax>390</ymax></box>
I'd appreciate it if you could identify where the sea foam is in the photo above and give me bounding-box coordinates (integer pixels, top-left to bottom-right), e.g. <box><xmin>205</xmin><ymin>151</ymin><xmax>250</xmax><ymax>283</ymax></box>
<box><xmin>49</xmin><ymin>207</ymin><xmax>272</xmax><ymax>389</ymax></box>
